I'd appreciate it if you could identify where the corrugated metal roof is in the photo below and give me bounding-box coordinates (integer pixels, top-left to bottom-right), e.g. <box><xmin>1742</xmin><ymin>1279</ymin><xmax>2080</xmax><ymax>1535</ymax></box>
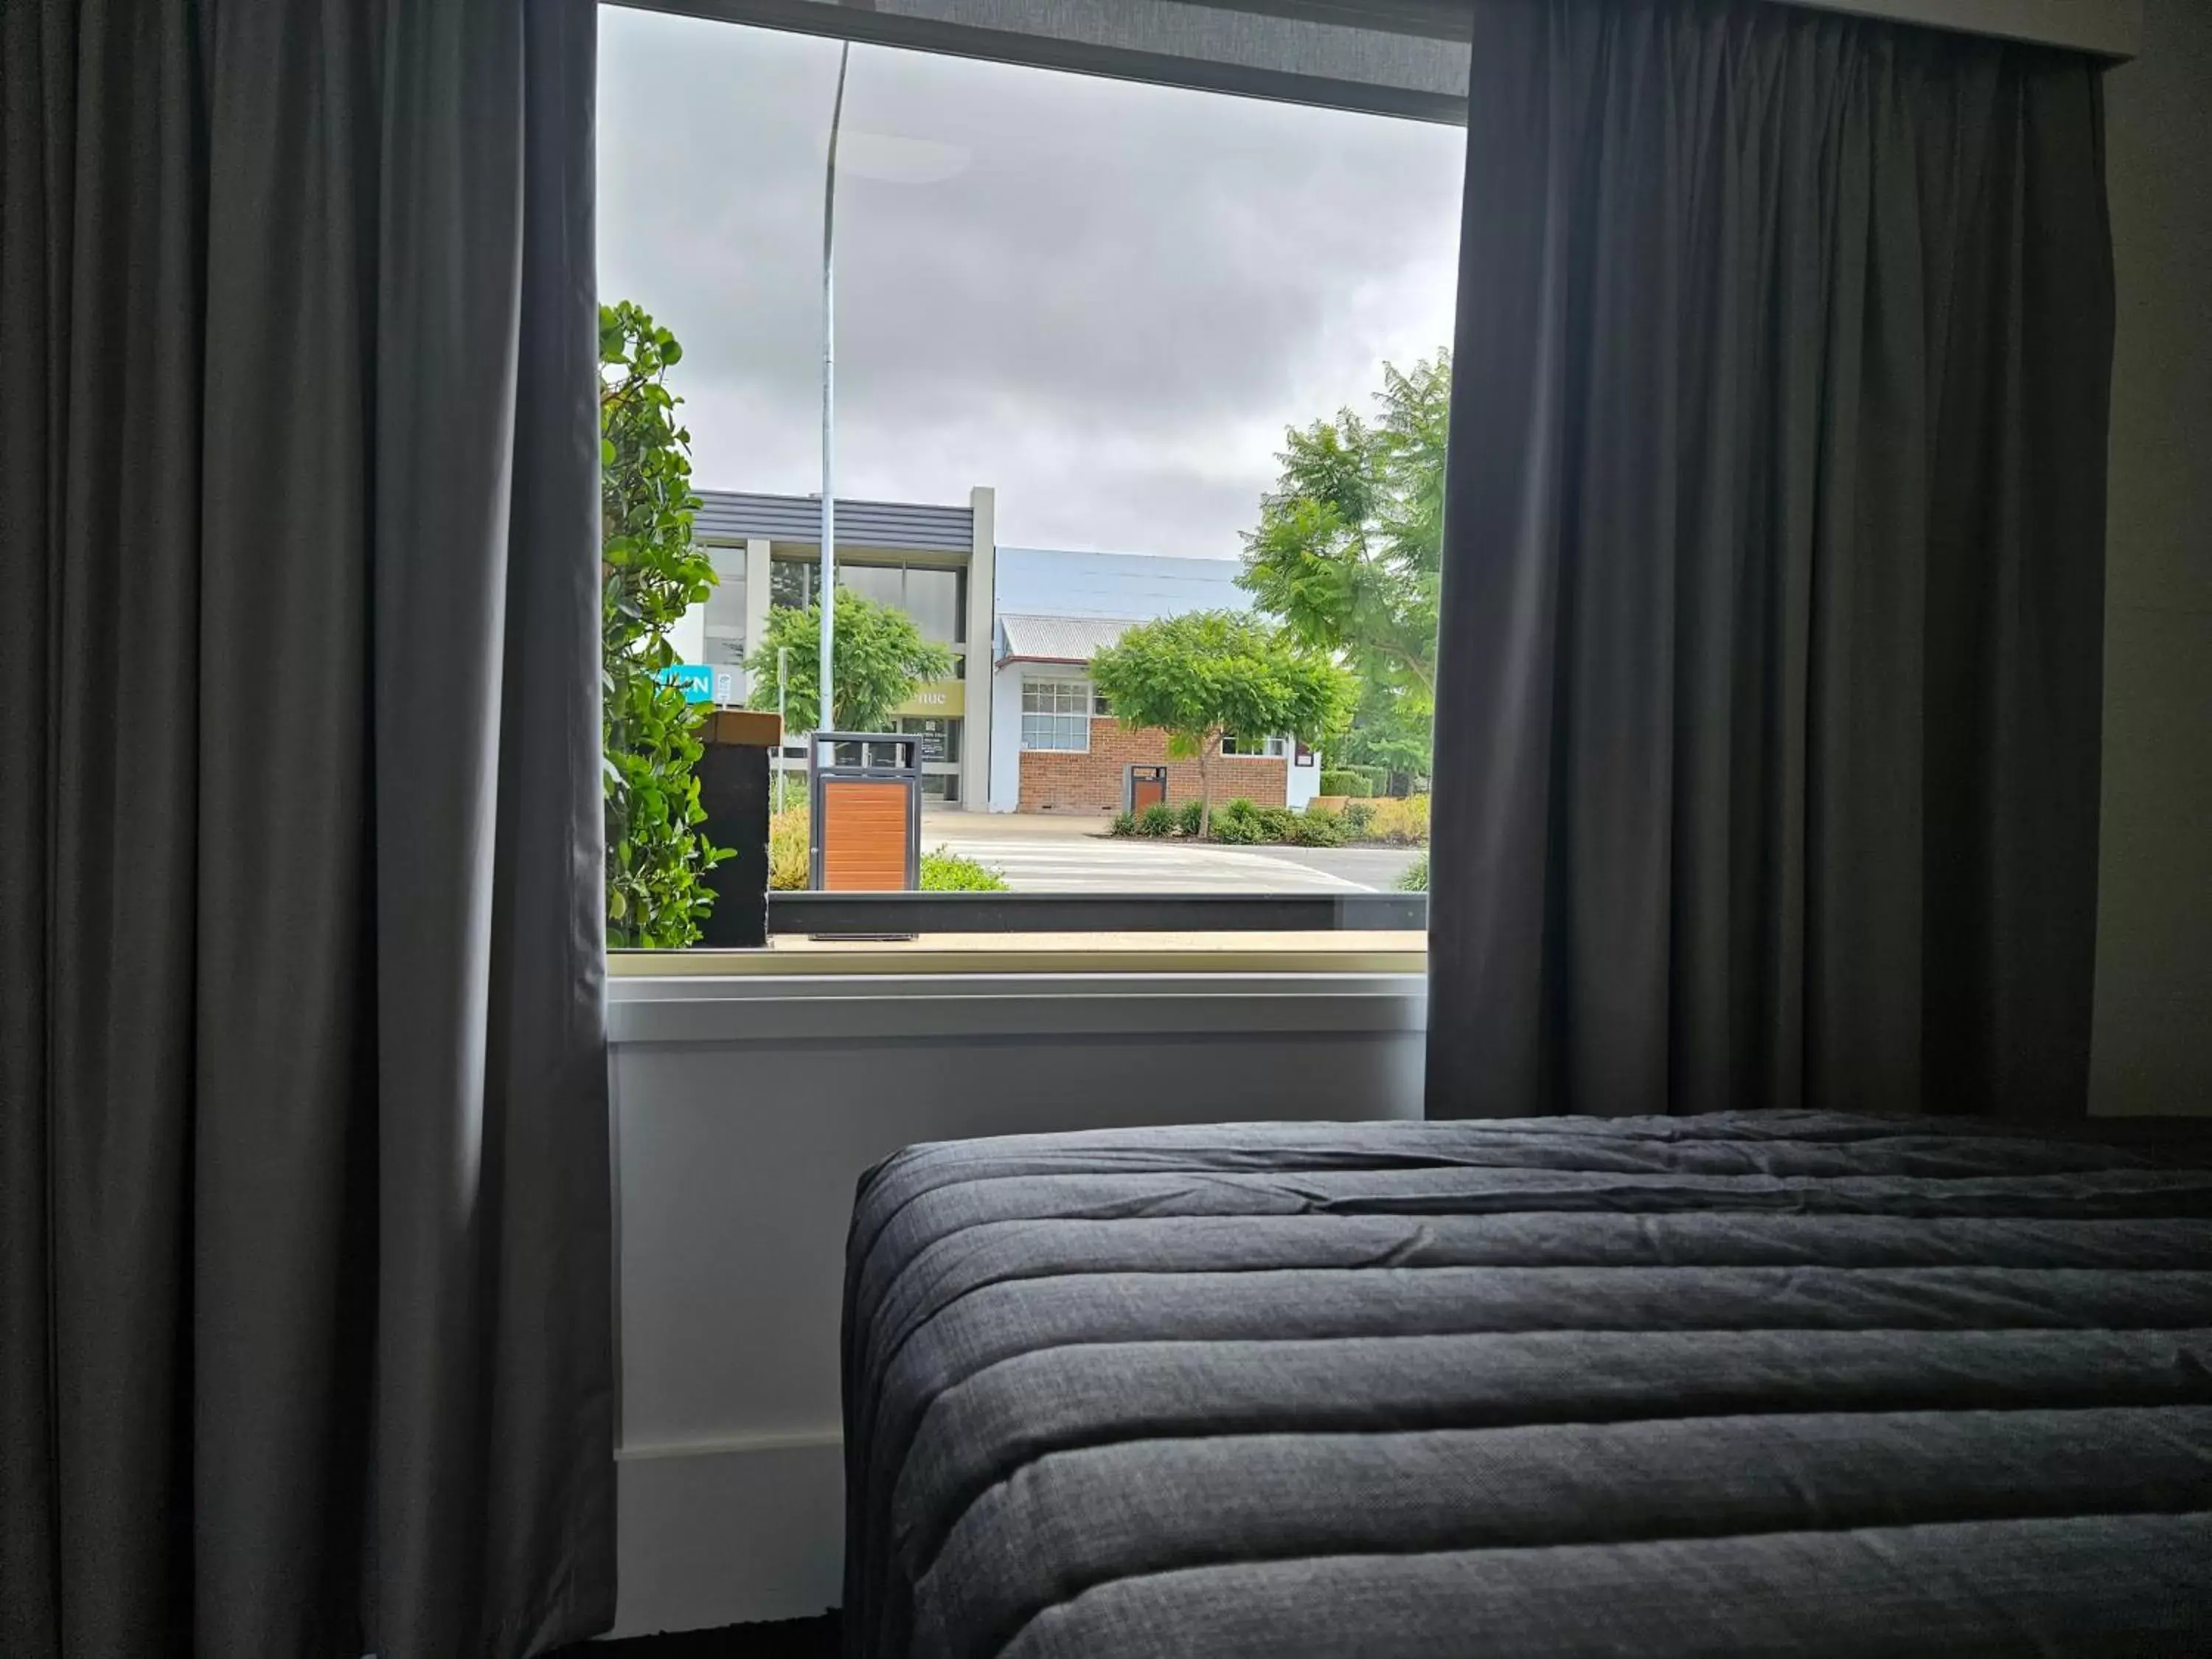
<box><xmin>692</xmin><ymin>489</ymin><xmax>975</xmax><ymax>553</ymax></box>
<box><xmin>998</xmin><ymin>613</ymin><xmax>1142</xmax><ymax>664</ymax></box>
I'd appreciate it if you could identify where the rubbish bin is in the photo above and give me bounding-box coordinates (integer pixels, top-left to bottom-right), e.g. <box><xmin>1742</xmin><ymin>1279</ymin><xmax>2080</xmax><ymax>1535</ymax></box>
<box><xmin>809</xmin><ymin>732</ymin><xmax>922</xmax><ymax>891</ymax></box>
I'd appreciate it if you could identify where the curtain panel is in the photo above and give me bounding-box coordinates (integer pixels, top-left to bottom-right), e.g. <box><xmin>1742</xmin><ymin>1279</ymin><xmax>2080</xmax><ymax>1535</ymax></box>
<box><xmin>0</xmin><ymin>2</ymin><xmax>614</xmax><ymax>1655</ymax></box>
<box><xmin>1427</xmin><ymin>0</ymin><xmax>2113</xmax><ymax>1121</ymax></box>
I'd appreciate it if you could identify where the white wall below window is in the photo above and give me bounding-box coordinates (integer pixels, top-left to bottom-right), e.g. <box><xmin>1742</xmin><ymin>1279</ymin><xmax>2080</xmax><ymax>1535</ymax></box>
<box><xmin>607</xmin><ymin>970</ymin><xmax>1427</xmax><ymax>1636</ymax></box>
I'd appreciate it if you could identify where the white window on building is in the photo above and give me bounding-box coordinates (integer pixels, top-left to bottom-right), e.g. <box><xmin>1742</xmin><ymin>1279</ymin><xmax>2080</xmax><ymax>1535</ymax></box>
<box><xmin>1021</xmin><ymin>678</ymin><xmax>1093</xmax><ymax>751</ymax></box>
<box><xmin>1220</xmin><ymin>734</ymin><xmax>1288</xmax><ymax>757</ymax></box>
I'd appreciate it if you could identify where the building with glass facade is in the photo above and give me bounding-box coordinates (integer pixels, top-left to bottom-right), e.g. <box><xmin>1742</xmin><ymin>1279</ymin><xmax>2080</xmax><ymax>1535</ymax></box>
<box><xmin>672</xmin><ymin>487</ymin><xmax>996</xmax><ymax>807</ymax></box>
<box><xmin>672</xmin><ymin>492</ymin><xmax>1316</xmax><ymax>815</ymax></box>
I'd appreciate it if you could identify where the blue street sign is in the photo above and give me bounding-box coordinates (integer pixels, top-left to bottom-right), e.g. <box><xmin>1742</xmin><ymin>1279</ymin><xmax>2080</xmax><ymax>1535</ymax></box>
<box><xmin>658</xmin><ymin>664</ymin><xmax>714</xmax><ymax>704</ymax></box>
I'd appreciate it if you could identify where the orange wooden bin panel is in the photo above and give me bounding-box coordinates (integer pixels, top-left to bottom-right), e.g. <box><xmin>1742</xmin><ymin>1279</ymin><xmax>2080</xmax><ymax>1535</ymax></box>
<box><xmin>1130</xmin><ymin>776</ymin><xmax>1166</xmax><ymax>815</ymax></box>
<box><xmin>820</xmin><ymin>779</ymin><xmax>912</xmax><ymax>891</ymax></box>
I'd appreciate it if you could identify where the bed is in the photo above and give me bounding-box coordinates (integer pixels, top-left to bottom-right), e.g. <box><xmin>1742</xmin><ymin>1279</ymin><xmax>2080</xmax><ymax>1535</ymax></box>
<box><xmin>841</xmin><ymin>1113</ymin><xmax>2212</xmax><ymax>1659</ymax></box>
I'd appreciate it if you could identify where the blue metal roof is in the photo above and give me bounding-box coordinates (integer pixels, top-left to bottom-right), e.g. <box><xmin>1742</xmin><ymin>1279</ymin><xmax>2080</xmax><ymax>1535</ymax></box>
<box><xmin>993</xmin><ymin>547</ymin><xmax>1251</xmax><ymax>623</ymax></box>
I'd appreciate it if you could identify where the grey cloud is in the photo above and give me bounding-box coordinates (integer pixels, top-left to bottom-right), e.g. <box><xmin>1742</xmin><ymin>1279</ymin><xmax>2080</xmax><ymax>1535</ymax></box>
<box><xmin>597</xmin><ymin>9</ymin><xmax>1462</xmax><ymax>557</ymax></box>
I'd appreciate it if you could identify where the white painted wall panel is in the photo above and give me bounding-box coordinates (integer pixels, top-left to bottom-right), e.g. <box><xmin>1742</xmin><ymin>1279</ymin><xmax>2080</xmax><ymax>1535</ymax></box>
<box><xmin>608</xmin><ymin>973</ymin><xmax>1426</xmax><ymax>1634</ymax></box>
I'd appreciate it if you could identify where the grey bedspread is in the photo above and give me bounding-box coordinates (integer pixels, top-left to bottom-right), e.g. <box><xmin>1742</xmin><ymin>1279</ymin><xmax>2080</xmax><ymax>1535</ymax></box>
<box><xmin>840</xmin><ymin>1114</ymin><xmax>2212</xmax><ymax>1658</ymax></box>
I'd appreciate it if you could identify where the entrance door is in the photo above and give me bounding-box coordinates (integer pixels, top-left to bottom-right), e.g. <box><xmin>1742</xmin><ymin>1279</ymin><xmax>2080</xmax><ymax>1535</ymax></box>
<box><xmin>1127</xmin><ymin>765</ymin><xmax>1168</xmax><ymax>815</ymax></box>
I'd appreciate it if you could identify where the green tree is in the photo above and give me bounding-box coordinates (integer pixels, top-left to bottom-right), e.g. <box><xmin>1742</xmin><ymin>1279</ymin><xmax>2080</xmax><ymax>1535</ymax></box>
<box><xmin>1239</xmin><ymin>352</ymin><xmax>1448</xmax><ymax>790</ymax></box>
<box><xmin>744</xmin><ymin>591</ymin><xmax>956</xmax><ymax>734</ymax></box>
<box><xmin>601</xmin><ymin>300</ymin><xmax>727</xmax><ymax>948</ymax></box>
<box><xmin>1088</xmin><ymin>610</ymin><xmax>1357</xmax><ymax>836</ymax></box>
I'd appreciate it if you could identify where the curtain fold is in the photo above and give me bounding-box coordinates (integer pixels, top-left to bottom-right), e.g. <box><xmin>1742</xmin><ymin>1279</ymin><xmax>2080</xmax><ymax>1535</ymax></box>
<box><xmin>1427</xmin><ymin>0</ymin><xmax>2112</xmax><ymax>1121</ymax></box>
<box><xmin>1</xmin><ymin>1</ymin><xmax>614</xmax><ymax>1655</ymax></box>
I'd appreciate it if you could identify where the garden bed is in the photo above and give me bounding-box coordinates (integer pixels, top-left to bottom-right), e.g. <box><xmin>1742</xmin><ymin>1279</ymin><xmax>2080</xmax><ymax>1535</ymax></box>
<box><xmin>1107</xmin><ymin>794</ymin><xmax>1428</xmax><ymax>851</ymax></box>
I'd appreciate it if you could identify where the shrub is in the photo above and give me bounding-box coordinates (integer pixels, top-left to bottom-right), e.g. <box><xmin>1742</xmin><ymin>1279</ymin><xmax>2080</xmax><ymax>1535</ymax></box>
<box><xmin>1138</xmin><ymin>802</ymin><xmax>1178</xmax><ymax>838</ymax></box>
<box><xmin>768</xmin><ymin>807</ymin><xmax>810</xmax><ymax>891</ymax></box>
<box><xmin>1394</xmin><ymin>851</ymin><xmax>1430</xmax><ymax>891</ymax></box>
<box><xmin>1176</xmin><ymin>798</ymin><xmax>1206</xmax><ymax>838</ymax></box>
<box><xmin>920</xmin><ymin>847</ymin><xmax>1009</xmax><ymax>891</ymax></box>
<box><xmin>1209</xmin><ymin>799</ymin><xmax>1315</xmax><ymax>845</ymax></box>
<box><xmin>1285</xmin><ymin>808</ymin><xmax>1349</xmax><ymax>847</ymax></box>
<box><xmin>1107</xmin><ymin>810</ymin><xmax>1137</xmax><ymax>838</ymax></box>
<box><xmin>601</xmin><ymin>301</ymin><xmax>726</xmax><ymax>946</ymax></box>
<box><xmin>1367</xmin><ymin>794</ymin><xmax>1430</xmax><ymax>846</ymax></box>
<box><xmin>1340</xmin><ymin>799</ymin><xmax>1377</xmax><ymax>839</ymax></box>
<box><xmin>1320</xmin><ymin>768</ymin><xmax>1374</xmax><ymax>799</ymax></box>
<box><xmin>1209</xmin><ymin>798</ymin><xmax>1263</xmax><ymax>844</ymax></box>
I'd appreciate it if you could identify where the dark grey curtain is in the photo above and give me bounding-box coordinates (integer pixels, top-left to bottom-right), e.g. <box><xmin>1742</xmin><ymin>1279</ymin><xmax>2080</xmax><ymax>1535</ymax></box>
<box><xmin>1</xmin><ymin>2</ymin><xmax>614</xmax><ymax>1655</ymax></box>
<box><xmin>1427</xmin><ymin>0</ymin><xmax>2114</xmax><ymax>1121</ymax></box>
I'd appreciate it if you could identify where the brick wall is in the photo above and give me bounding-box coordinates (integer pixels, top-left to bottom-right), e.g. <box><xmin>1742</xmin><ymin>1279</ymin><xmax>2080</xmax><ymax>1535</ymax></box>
<box><xmin>1017</xmin><ymin>719</ymin><xmax>1287</xmax><ymax>814</ymax></box>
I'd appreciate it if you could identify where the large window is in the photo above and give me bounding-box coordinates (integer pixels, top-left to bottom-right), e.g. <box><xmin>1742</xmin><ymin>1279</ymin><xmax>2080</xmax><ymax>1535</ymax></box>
<box><xmin>600</xmin><ymin>8</ymin><xmax>1454</xmax><ymax>935</ymax></box>
<box><xmin>1020</xmin><ymin>679</ymin><xmax>1092</xmax><ymax>752</ymax></box>
<box><xmin>702</xmin><ymin>550</ymin><xmax>747</xmax><ymax>668</ymax></box>
<box><xmin>773</xmin><ymin>556</ymin><xmax>964</xmax><ymax>647</ymax></box>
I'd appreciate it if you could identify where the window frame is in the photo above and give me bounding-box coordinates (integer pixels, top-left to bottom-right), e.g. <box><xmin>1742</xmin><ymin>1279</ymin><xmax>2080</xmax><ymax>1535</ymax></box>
<box><xmin>1020</xmin><ymin>675</ymin><xmax>1096</xmax><ymax>754</ymax></box>
<box><xmin>1219</xmin><ymin>733</ymin><xmax>1289</xmax><ymax>758</ymax></box>
<box><xmin>603</xmin><ymin>8</ymin><xmax>1444</xmax><ymax>966</ymax></box>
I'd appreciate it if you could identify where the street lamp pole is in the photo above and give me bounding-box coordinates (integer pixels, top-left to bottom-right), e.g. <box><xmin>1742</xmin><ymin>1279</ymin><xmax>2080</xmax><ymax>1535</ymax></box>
<box><xmin>818</xmin><ymin>41</ymin><xmax>850</xmax><ymax>739</ymax></box>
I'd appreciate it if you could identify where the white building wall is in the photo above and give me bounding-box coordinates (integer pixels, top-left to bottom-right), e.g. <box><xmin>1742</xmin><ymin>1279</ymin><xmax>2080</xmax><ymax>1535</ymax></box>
<box><xmin>962</xmin><ymin>489</ymin><xmax>997</xmax><ymax>810</ymax></box>
<box><xmin>1287</xmin><ymin>751</ymin><xmax>1321</xmax><ymax>810</ymax></box>
<box><xmin>987</xmin><ymin>650</ymin><xmax>1023</xmax><ymax>812</ymax></box>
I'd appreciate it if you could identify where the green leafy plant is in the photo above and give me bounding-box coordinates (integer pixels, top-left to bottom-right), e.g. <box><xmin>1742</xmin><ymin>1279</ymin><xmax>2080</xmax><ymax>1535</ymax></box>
<box><xmin>768</xmin><ymin>807</ymin><xmax>810</xmax><ymax>891</ymax></box>
<box><xmin>1138</xmin><ymin>803</ymin><xmax>1177</xmax><ymax>838</ymax></box>
<box><xmin>745</xmin><ymin>592</ymin><xmax>954</xmax><ymax>735</ymax></box>
<box><xmin>1106</xmin><ymin>810</ymin><xmax>1137</xmax><ymax>838</ymax></box>
<box><xmin>920</xmin><ymin>847</ymin><xmax>1009</xmax><ymax>891</ymax></box>
<box><xmin>1320</xmin><ymin>768</ymin><xmax>1374</xmax><ymax>799</ymax></box>
<box><xmin>1340</xmin><ymin>799</ymin><xmax>1377</xmax><ymax>839</ymax></box>
<box><xmin>1395</xmin><ymin>851</ymin><xmax>1430</xmax><ymax>891</ymax></box>
<box><xmin>1285</xmin><ymin>807</ymin><xmax>1349</xmax><ymax>847</ymax></box>
<box><xmin>1176</xmin><ymin>798</ymin><xmax>1206</xmax><ymax>837</ymax></box>
<box><xmin>601</xmin><ymin>300</ymin><xmax>728</xmax><ymax>947</ymax></box>
<box><xmin>1089</xmin><ymin>611</ymin><xmax>1356</xmax><ymax>838</ymax></box>
<box><xmin>1208</xmin><ymin>798</ymin><xmax>1263</xmax><ymax>845</ymax></box>
<box><xmin>1366</xmin><ymin>794</ymin><xmax>1430</xmax><ymax>846</ymax></box>
<box><xmin>1241</xmin><ymin>354</ymin><xmax>1448</xmax><ymax>791</ymax></box>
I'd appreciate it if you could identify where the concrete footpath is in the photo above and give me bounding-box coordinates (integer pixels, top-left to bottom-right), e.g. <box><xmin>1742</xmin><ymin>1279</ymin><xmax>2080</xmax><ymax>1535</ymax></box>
<box><xmin>921</xmin><ymin>809</ymin><xmax>1422</xmax><ymax>894</ymax></box>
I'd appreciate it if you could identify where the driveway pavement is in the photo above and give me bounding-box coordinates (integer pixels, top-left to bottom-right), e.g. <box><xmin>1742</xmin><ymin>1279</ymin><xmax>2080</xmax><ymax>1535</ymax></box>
<box><xmin>922</xmin><ymin>811</ymin><xmax>1423</xmax><ymax>894</ymax></box>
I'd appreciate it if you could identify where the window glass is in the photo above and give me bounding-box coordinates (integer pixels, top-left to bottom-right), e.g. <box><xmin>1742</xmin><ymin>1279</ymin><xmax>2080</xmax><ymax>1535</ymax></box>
<box><xmin>771</xmin><ymin>558</ymin><xmax>814</xmax><ymax>611</ymax></box>
<box><xmin>601</xmin><ymin>11</ymin><xmax>1454</xmax><ymax>931</ymax></box>
<box><xmin>838</xmin><ymin>561</ymin><xmax>905</xmax><ymax>611</ymax></box>
<box><xmin>1020</xmin><ymin>678</ymin><xmax>1091</xmax><ymax>752</ymax></box>
<box><xmin>903</xmin><ymin>566</ymin><xmax>964</xmax><ymax>644</ymax></box>
<box><xmin>898</xmin><ymin>715</ymin><xmax>961</xmax><ymax>764</ymax></box>
<box><xmin>703</xmin><ymin>554</ymin><xmax>748</xmax><ymax>668</ymax></box>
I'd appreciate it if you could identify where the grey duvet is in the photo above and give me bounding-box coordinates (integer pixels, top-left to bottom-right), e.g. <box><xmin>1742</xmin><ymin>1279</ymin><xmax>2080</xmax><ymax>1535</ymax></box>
<box><xmin>841</xmin><ymin>1114</ymin><xmax>2212</xmax><ymax>1658</ymax></box>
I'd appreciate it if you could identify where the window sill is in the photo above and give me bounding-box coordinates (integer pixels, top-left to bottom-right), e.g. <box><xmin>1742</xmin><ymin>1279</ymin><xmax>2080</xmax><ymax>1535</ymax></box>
<box><xmin>607</xmin><ymin>931</ymin><xmax>1425</xmax><ymax>1046</ymax></box>
<box><xmin>610</xmin><ymin>929</ymin><xmax>1424</xmax><ymax>979</ymax></box>
<box><xmin>606</xmin><ymin>959</ymin><xmax>1426</xmax><ymax>1043</ymax></box>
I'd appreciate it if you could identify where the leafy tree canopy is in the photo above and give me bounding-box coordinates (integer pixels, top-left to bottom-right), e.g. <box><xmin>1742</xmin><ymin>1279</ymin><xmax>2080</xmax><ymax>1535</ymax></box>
<box><xmin>1239</xmin><ymin>352</ymin><xmax>1448</xmax><ymax>782</ymax></box>
<box><xmin>601</xmin><ymin>299</ymin><xmax>726</xmax><ymax>947</ymax></box>
<box><xmin>1089</xmin><ymin>610</ymin><xmax>1356</xmax><ymax>834</ymax></box>
<box><xmin>745</xmin><ymin>591</ymin><xmax>956</xmax><ymax>735</ymax></box>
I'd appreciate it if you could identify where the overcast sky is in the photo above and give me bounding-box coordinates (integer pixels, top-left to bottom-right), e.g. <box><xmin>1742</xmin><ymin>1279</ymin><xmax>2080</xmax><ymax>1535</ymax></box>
<box><xmin>597</xmin><ymin>9</ymin><xmax>1464</xmax><ymax>559</ymax></box>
